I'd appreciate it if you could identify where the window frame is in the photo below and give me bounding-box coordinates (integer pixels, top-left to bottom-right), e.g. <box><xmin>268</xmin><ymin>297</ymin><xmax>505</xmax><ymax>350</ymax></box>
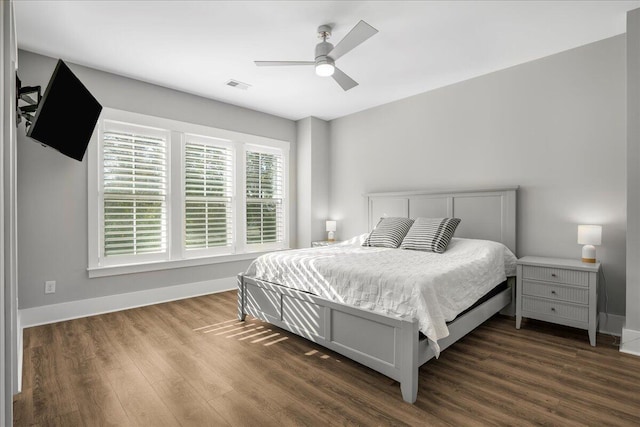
<box><xmin>242</xmin><ymin>143</ymin><xmax>289</xmax><ymax>253</ymax></box>
<box><xmin>181</xmin><ymin>133</ymin><xmax>236</xmax><ymax>259</ymax></box>
<box><xmin>88</xmin><ymin>108</ymin><xmax>290</xmax><ymax>278</ymax></box>
<box><xmin>95</xmin><ymin>118</ymin><xmax>173</xmax><ymax>267</ymax></box>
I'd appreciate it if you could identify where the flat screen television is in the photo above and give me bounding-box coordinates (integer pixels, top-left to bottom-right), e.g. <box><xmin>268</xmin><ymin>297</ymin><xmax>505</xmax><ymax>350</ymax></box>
<box><xmin>26</xmin><ymin>59</ymin><xmax>102</xmax><ymax>162</ymax></box>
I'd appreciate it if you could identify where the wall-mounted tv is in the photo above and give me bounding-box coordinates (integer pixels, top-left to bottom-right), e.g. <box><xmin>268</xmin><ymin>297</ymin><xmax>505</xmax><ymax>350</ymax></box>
<box><xmin>26</xmin><ymin>60</ymin><xmax>102</xmax><ymax>162</ymax></box>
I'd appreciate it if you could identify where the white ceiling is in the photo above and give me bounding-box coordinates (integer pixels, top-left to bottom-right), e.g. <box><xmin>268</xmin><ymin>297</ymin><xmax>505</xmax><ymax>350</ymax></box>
<box><xmin>14</xmin><ymin>1</ymin><xmax>640</xmax><ymax>121</ymax></box>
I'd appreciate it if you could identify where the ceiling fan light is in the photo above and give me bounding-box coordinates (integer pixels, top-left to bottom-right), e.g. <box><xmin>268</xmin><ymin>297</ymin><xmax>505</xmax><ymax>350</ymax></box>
<box><xmin>315</xmin><ymin>62</ymin><xmax>335</xmax><ymax>77</ymax></box>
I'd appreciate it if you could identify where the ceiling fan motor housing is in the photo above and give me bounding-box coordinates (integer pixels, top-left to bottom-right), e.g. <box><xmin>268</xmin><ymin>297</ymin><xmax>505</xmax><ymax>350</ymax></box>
<box><xmin>315</xmin><ymin>40</ymin><xmax>335</xmax><ymax>67</ymax></box>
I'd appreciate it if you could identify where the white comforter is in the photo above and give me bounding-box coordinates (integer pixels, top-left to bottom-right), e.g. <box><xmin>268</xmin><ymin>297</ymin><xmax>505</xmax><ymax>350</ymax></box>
<box><xmin>245</xmin><ymin>236</ymin><xmax>517</xmax><ymax>356</ymax></box>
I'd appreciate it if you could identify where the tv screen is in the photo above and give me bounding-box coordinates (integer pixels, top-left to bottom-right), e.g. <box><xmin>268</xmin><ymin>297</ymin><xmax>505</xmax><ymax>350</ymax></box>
<box><xmin>26</xmin><ymin>60</ymin><xmax>102</xmax><ymax>162</ymax></box>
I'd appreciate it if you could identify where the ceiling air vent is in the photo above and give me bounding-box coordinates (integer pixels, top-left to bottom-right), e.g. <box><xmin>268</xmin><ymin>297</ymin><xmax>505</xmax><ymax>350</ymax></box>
<box><xmin>225</xmin><ymin>79</ymin><xmax>251</xmax><ymax>90</ymax></box>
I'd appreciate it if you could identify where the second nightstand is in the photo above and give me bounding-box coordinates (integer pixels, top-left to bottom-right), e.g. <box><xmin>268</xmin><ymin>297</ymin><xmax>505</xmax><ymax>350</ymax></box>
<box><xmin>311</xmin><ymin>240</ymin><xmax>342</xmax><ymax>247</ymax></box>
<box><xmin>516</xmin><ymin>256</ymin><xmax>600</xmax><ymax>346</ymax></box>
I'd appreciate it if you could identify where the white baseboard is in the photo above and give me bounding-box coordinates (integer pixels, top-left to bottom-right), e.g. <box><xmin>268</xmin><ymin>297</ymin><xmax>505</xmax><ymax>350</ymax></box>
<box><xmin>19</xmin><ymin>276</ymin><xmax>236</xmax><ymax>329</ymax></box>
<box><xmin>598</xmin><ymin>312</ymin><xmax>625</xmax><ymax>337</ymax></box>
<box><xmin>621</xmin><ymin>327</ymin><xmax>640</xmax><ymax>357</ymax></box>
<box><xmin>17</xmin><ymin>310</ymin><xmax>22</xmax><ymax>393</ymax></box>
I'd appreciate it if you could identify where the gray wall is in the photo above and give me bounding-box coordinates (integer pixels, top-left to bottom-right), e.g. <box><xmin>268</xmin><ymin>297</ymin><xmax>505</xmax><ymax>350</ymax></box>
<box><xmin>17</xmin><ymin>50</ymin><xmax>296</xmax><ymax>309</ymax></box>
<box><xmin>627</xmin><ymin>10</ymin><xmax>640</xmax><ymax>332</ymax></box>
<box><xmin>310</xmin><ymin>119</ymin><xmax>330</xmax><ymax>241</ymax></box>
<box><xmin>296</xmin><ymin>117</ymin><xmax>330</xmax><ymax>247</ymax></box>
<box><xmin>329</xmin><ymin>35</ymin><xmax>627</xmax><ymax>315</ymax></box>
<box><xmin>296</xmin><ymin>117</ymin><xmax>312</xmax><ymax>247</ymax></box>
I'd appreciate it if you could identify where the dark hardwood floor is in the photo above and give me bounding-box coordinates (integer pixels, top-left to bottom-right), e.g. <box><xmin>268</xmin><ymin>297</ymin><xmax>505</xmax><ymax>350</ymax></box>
<box><xmin>13</xmin><ymin>291</ymin><xmax>640</xmax><ymax>426</ymax></box>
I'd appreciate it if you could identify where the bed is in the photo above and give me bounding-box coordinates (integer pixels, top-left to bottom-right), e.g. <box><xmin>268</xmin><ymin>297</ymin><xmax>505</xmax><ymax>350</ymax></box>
<box><xmin>237</xmin><ymin>186</ymin><xmax>518</xmax><ymax>403</ymax></box>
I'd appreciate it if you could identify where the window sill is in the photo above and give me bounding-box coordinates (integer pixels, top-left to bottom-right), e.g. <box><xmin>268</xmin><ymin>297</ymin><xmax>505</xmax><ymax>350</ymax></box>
<box><xmin>87</xmin><ymin>249</ymin><xmax>289</xmax><ymax>278</ymax></box>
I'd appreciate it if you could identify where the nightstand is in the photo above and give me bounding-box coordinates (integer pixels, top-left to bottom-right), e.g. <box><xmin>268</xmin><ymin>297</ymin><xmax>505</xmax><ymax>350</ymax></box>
<box><xmin>516</xmin><ymin>256</ymin><xmax>600</xmax><ymax>346</ymax></box>
<box><xmin>311</xmin><ymin>240</ymin><xmax>341</xmax><ymax>247</ymax></box>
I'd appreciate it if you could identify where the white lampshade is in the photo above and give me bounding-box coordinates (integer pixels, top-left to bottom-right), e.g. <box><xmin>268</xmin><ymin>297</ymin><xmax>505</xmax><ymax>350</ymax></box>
<box><xmin>577</xmin><ymin>225</ymin><xmax>602</xmax><ymax>245</ymax></box>
<box><xmin>326</xmin><ymin>220</ymin><xmax>337</xmax><ymax>232</ymax></box>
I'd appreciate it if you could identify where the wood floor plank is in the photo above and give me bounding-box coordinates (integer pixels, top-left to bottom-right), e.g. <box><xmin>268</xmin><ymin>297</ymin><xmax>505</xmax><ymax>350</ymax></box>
<box><xmin>25</xmin><ymin>324</ymin><xmax>54</xmax><ymax>349</ymax></box>
<box><xmin>150</xmin><ymin>377</ymin><xmax>231</xmax><ymax>427</ymax></box>
<box><xmin>29</xmin><ymin>345</ymin><xmax>80</xmax><ymax>425</ymax></box>
<box><xmin>258</xmin><ymin>350</ymin><xmax>410</xmax><ymax>425</ymax></box>
<box><xmin>198</xmin><ymin>327</ymin><xmax>372</xmax><ymax>425</ymax></box>
<box><xmin>12</xmin><ymin>387</ymin><xmax>33</xmax><ymax>427</ymax></box>
<box><xmin>107</xmin><ymin>310</ymin><xmax>184</xmax><ymax>386</ymax></box>
<box><xmin>462</xmin><ymin>343</ymin><xmax>640</xmax><ymax>423</ymax></box>
<box><xmin>68</xmin><ymin>373</ymin><xmax>131</xmax><ymax>427</ymax></box>
<box><xmin>227</xmin><ymin>323</ymin><xmax>407</xmax><ymax>424</ymax></box>
<box><xmin>206</xmin><ymin>390</ymin><xmax>283</xmax><ymax>427</ymax></box>
<box><xmin>431</xmin><ymin>358</ymin><xmax>578</xmax><ymax>426</ymax></box>
<box><xmin>571</xmin><ymin>349</ymin><xmax>640</xmax><ymax>383</ymax></box>
<box><xmin>152</xmin><ymin>306</ymin><xmax>430</xmax><ymax>422</ymax></box>
<box><xmin>20</xmin><ymin>345</ymin><xmax>34</xmax><ymax>392</ymax></box>
<box><xmin>131</xmin><ymin>305</ymin><xmax>237</xmax><ymax>400</ymax></box>
<box><xmin>259</xmin><ymin>334</ymin><xmax>430</xmax><ymax>425</ymax></box>
<box><xmin>53</xmin><ymin>319</ymin><xmax>96</xmax><ymax>374</ymax></box>
<box><xmin>412</xmin><ymin>371</ymin><xmax>496</xmax><ymax>427</ymax></box>
<box><xmin>175</xmin><ymin>297</ymin><xmax>225</xmax><ymax>325</ymax></box>
<box><xmin>14</xmin><ymin>291</ymin><xmax>640</xmax><ymax>426</ymax></box>
<box><xmin>104</xmin><ymin>366</ymin><xmax>180</xmax><ymax>427</ymax></box>
<box><xmin>52</xmin><ymin>317</ymin><xmax>130</xmax><ymax>427</ymax></box>
<box><xmin>83</xmin><ymin>314</ymin><xmax>137</xmax><ymax>372</ymax></box>
<box><xmin>419</xmin><ymin>368</ymin><xmax>538</xmax><ymax>427</ymax></box>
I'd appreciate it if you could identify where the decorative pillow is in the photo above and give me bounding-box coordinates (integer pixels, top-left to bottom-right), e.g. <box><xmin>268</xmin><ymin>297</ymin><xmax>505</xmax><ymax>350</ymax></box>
<box><xmin>400</xmin><ymin>217</ymin><xmax>461</xmax><ymax>253</ymax></box>
<box><xmin>363</xmin><ymin>217</ymin><xmax>414</xmax><ymax>248</ymax></box>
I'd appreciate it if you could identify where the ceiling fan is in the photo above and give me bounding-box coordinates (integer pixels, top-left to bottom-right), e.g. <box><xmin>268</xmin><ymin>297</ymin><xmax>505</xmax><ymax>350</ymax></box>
<box><xmin>255</xmin><ymin>20</ymin><xmax>378</xmax><ymax>91</ymax></box>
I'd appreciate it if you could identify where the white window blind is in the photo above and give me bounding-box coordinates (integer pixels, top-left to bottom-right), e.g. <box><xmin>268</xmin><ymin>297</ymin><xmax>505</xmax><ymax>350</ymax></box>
<box><xmin>184</xmin><ymin>138</ymin><xmax>233</xmax><ymax>251</ymax></box>
<box><xmin>102</xmin><ymin>124</ymin><xmax>168</xmax><ymax>258</ymax></box>
<box><xmin>245</xmin><ymin>150</ymin><xmax>285</xmax><ymax>245</ymax></box>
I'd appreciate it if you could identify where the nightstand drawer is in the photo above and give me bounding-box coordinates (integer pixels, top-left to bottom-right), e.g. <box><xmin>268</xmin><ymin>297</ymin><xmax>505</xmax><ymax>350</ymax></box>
<box><xmin>522</xmin><ymin>296</ymin><xmax>588</xmax><ymax>323</ymax></box>
<box><xmin>522</xmin><ymin>265</ymin><xmax>588</xmax><ymax>287</ymax></box>
<box><xmin>522</xmin><ymin>280</ymin><xmax>588</xmax><ymax>304</ymax></box>
<box><xmin>311</xmin><ymin>241</ymin><xmax>342</xmax><ymax>247</ymax></box>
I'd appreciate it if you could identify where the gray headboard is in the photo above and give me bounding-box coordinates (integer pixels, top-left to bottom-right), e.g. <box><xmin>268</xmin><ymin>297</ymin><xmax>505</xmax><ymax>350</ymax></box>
<box><xmin>365</xmin><ymin>186</ymin><xmax>518</xmax><ymax>255</ymax></box>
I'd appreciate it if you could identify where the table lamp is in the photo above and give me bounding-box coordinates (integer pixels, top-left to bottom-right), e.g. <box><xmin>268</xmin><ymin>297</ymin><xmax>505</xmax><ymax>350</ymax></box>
<box><xmin>326</xmin><ymin>220</ymin><xmax>337</xmax><ymax>242</ymax></box>
<box><xmin>578</xmin><ymin>225</ymin><xmax>601</xmax><ymax>263</ymax></box>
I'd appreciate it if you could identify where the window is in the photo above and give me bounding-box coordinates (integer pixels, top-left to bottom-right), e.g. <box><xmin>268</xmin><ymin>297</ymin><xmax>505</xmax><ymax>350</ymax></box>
<box><xmin>88</xmin><ymin>109</ymin><xmax>289</xmax><ymax>276</ymax></box>
<box><xmin>245</xmin><ymin>149</ymin><xmax>285</xmax><ymax>247</ymax></box>
<box><xmin>100</xmin><ymin>121</ymin><xmax>170</xmax><ymax>265</ymax></box>
<box><xmin>184</xmin><ymin>136</ymin><xmax>234</xmax><ymax>256</ymax></box>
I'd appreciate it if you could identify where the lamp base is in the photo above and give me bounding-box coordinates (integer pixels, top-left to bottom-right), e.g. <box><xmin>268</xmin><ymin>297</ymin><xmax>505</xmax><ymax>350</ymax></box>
<box><xmin>581</xmin><ymin>245</ymin><xmax>596</xmax><ymax>263</ymax></box>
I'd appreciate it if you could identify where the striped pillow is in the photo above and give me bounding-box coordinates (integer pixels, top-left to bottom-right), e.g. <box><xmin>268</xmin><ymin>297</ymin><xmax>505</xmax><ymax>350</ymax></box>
<box><xmin>400</xmin><ymin>217</ymin><xmax>461</xmax><ymax>253</ymax></box>
<box><xmin>363</xmin><ymin>217</ymin><xmax>414</xmax><ymax>248</ymax></box>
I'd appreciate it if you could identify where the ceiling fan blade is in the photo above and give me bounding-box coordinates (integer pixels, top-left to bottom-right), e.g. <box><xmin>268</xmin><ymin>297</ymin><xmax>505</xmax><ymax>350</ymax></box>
<box><xmin>254</xmin><ymin>61</ymin><xmax>315</xmax><ymax>66</ymax></box>
<box><xmin>328</xmin><ymin>20</ymin><xmax>378</xmax><ymax>61</ymax></box>
<box><xmin>332</xmin><ymin>67</ymin><xmax>358</xmax><ymax>91</ymax></box>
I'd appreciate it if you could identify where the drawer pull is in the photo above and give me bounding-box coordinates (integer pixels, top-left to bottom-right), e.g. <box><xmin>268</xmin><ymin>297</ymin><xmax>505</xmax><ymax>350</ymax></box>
<box><xmin>551</xmin><ymin>307</ymin><xmax>556</xmax><ymax>311</ymax></box>
<box><xmin>551</xmin><ymin>290</ymin><xmax>557</xmax><ymax>295</ymax></box>
<box><xmin>551</xmin><ymin>273</ymin><xmax>557</xmax><ymax>278</ymax></box>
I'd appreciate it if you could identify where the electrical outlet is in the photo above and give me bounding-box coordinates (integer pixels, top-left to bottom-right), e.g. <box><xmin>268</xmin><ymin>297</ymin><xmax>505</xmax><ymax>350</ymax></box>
<box><xmin>45</xmin><ymin>280</ymin><xmax>56</xmax><ymax>294</ymax></box>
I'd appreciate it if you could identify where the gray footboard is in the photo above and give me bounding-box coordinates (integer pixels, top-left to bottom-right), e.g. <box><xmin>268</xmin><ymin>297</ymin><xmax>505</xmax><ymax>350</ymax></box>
<box><xmin>237</xmin><ymin>273</ymin><xmax>420</xmax><ymax>403</ymax></box>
